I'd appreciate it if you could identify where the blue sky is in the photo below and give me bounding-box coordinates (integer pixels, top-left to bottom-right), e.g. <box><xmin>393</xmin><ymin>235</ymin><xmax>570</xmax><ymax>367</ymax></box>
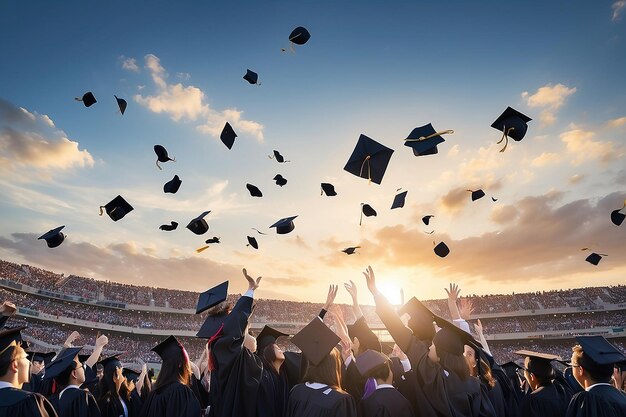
<box><xmin>1</xmin><ymin>1</ymin><xmax>625</xmax><ymax>304</ymax></box>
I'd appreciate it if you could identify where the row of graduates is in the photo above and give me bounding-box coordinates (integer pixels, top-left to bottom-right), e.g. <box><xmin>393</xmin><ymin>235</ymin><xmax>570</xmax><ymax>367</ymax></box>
<box><xmin>1</xmin><ymin>266</ymin><xmax>626</xmax><ymax>417</ymax></box>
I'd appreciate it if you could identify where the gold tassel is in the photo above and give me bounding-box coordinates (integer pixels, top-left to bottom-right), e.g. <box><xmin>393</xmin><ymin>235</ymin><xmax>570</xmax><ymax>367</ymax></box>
<box><xmin>196</xmin><ymin>245</ymin><xmax>210</xmax><ymax>253</ymax></box>
<box><xmin>99</xmin><ymin>206</ymin><xmax>105</xmax><ymax>216</ymax></box>
<box><xmin>404</xmin><ymin>129</ymin><xmax>454</xmax><ymax>143</ymax></box>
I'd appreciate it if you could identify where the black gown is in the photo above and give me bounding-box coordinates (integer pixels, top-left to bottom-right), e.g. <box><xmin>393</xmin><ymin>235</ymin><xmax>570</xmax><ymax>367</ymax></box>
<box><xmin>490</xmin><ymin>367</ymin><xmax>520</xmax><ymax>417</ymax></box>
<box><xmin>358</xmin><ymin>386</ymin><xmax>413</xmax><ymax>417</ymax></box>
<box><xmin>97</xmin><ymin>392</ymin><xmax>137</xmax><ymax>417</ymax></box>
<box><xmin>257</xmin><ymin>363</ymin><xmax>289</xmax><ymax>417</ymax></box>
<box><xmin>138</xmin><ymin>381</ymin><xmax>200</xmax><ymax>417</ymax></box>
<box><xmin>520</xmin><ymin>383</ymin><xmax>571</xmax><ymax>417</ymax></box>
<box><xmin>484</xmin><ymin>380</ymin><xmax>506</xmax><ymax>417</ymax></box>
<box><xmin>565</xmin><ymin>385</ymin><xmax>626</xmax><ymax>417</ymax></box>
<box><xmin>208</xmin><ymin>295</ymin><xmax>263</xmax><ymax>417</ymax></box>
<box><xmin>286</xmin><ymin>383</ymin><xmax>357</xmax><ymax>417</ymax></box>
<box><xmin>0</xmin><ymin>387</ymin><xmax>58</xmax><ymax>417</ymax></box>
<box><xmin>48</xmin><ymin>386</ymin><xmax>101</xmax><ymax>417</ymax></box>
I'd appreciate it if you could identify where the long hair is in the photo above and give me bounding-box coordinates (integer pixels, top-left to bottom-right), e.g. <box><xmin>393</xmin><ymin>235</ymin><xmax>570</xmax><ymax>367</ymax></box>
<box><xmin>477</xmin><ymin>358</ymin><xmax>496</xmax><ymax>388</ymax></box>
<box><xmin>97</xmin><ymin>365</ymin><xmax>131</xmax><ymax>404</ymax></box>
<box><xmin>154</xmin><ymin>350</ymin><xmax>191</xmax><ymax>391</ymax></box>
<box><xmin>439</xmin><ymin>350</ymin><xmax>470</xmax><ymax>381</ymax></box>
<box><xmin>261</xmin><ymin>343</ymin><xmax>281</xmax><ymax>375</ymax></box>
<box><xmin>302</xmin><ymin>347</ymin><xmax>343</xmax><ymax>390</ymax></box>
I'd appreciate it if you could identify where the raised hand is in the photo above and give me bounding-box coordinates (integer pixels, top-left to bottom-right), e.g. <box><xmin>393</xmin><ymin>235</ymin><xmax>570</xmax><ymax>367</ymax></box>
<box><xmin>242</xmin><ymin>268</ymin><xmax>262</xmax><ymax>291</ymax></box>
<box><xmin>64</xmin><ymin>331</ymin><xmax>80</xmax><ymax>348</ymax></box>
<box><xmin>458</xmin><ymin>298</ymin><xmax>474</xmax><ymax>320</ymax></box>
<box><xmin>324</xmin><ymin>284</ymin><xmax>338</xmax><ymax>310</ymax></box>
<box><xmin>363</xmin><ymin>265</ymin><xmax>378</xmax><ymax>295</ymax></box>
<box><xmin>474</xmin><ymin>319</ymin><xmax>484</xmax><ymax>334</ymax></box>
<box><xmin>344</xmin><ymin>280</ymin><xmax>358</xmax><ymax>303</ymax></box>
<box><xmin>339</xmin><ymin>339</ymin><xmax>353</xmax><ymax>362</ymax></box>
<box><xmin>445</xmin><ymin>283</ymin><xmax>461</xmax><ymax>301</ymax></box>
<box><xmin>0</xmin><ymin>301</ymin><xmax>17</xmax><ymax>317</ymax></box>
<box><xmin>95</xmin><ymin>334</ymin><xmax>109</xmax><ymax>348</ymax></box>
<box><xmin>392</xmin><ymin>343</ymin><xmax>408</xmax><ymax>361</ymax></box>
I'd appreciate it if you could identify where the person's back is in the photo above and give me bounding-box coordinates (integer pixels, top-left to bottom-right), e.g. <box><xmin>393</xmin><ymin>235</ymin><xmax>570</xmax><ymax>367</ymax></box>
<box><xmin>286</xmin><ymin>382</ymin><xmax>356</xmax><ymax>417</ymax></box>
<box><xmin>566</xmin><ymin>384</ymin><xmax>626</xmax><ymax>417</ymax></box>
<box><xmin>0</xmin><ymin>386</ymin><xmax>58</xmax><ymax>417</ymax></box>
<box><xmin>520</xmin><ymin>382</ymin><xmax>570</xmax><ymax>417</ymax></box>
<box><xmin>359</xmin><ymin>385</ymin><xmax>413</xmax><ymax>417</ymax></box>
<box><xmin>139</xmin><ymin>381</ymin><xmax>200</xmax><ymax>417</ymax></box>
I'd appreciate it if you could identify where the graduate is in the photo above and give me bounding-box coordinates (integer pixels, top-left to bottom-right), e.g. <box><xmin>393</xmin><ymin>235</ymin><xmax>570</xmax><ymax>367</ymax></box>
<box><xmin>138</xmin><ymin>335</ymin><xmax>201</xmax><ymax>417</ymax></box>
<box><xmin>22</xmin><ymin>351</ymin><xmax>55</xmax><ymax>394</ymax></box>
<box><xmin>256</xmin><ymin>326</ymin><xmax>290</xmax><ymax>417</ymax></box>
<box><xmin>355</xmin><ymin>350</ymin><xmax>413</xmax><ymax>417</ymax></box>
<box><xmin>96</xmin><ymin>355</ymin><xmax>140</xmax><ymax>417</ymax></box>
<box><xmin>566</xmin><ymin>336</ymin><xmax>626</xmax><ymax>417</ymax></box>
<box><xmin>0</xmin><ymin>326</ymin><xmax>58</xmax><ymax>417</ymax></box>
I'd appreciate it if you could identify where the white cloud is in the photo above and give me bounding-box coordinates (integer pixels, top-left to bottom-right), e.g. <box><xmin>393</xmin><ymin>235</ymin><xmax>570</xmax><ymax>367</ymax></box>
<box><xmin>608</xmin><ymin>116</ymin><xmax>626</xmax><ymax>128</ymax></box>
<box><xmin>569</xmin><ymin>174</ymin><xmax>584</xmax><ymax>184</ymax></box>
<box><xmin>447</xmin><ymin>144</ymin><xmax>460</xmax><ymax>157</ymax></box>
<box><xmin>40</xmin><ymin>114</ymin><xmax>55</xmax><ymax>128</ymax></box>
<box><xmin>612</xmin><ymin>1</ymin><xmax>626</xmax><ymax>21</ymax></box>
<box><xmin>522</xmin><ymin>83</ymin><xmax>577</xmax><ymax>110</ymax></box>
<box><xmin>560</xmin><ymin>128</ymin><xmax>623</xmax><ymax>165</ymax></box>
<box><xmin>531</xmin><ymin>152</ymin><xmax>562</xmax><ymax>167</ymax></box>
<box><xmin>120</xmin><ymin>56</ymin><xmax>139</xmax><ymax>72</ymax></box>
<box><xmin>539</xmin><ymin>110</ymin><xmax>557</xmax><ymax>126</ymax></box>
<box><xmin>134</xmin><ymin>54</ymin><xmax>264</xmax><ymax>141</ymax></box>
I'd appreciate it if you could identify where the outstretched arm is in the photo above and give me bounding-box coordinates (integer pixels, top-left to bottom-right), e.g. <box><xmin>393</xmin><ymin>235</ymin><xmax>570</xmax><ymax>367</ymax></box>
<box><xmin>445</xmin><ymin>283</ymin><xmax>462</xmax><ymax>320</ymax></box>
<box><xmin>474</xmin><ymin>319</ymin><xmax>491</xmax><ymax>355</ymax></box>
<box><xmin>319</xmin><ymin>284</ymin><xmax>338</xmax><ymax>319</ymax></box>
<box><xmin>85</xmin><ymin>334</ymin><xmax>108</xmax><ymax>368</ymax></box>
<box><xmin>344</xmin><ymin>280</ymin><xmax>363</xmax><ymax>320</ymax></box>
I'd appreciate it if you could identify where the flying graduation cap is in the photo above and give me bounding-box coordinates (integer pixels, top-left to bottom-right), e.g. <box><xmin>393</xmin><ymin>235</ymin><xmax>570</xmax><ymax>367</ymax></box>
<box><xmin>342</xmin><ymin>246</ymin><xmax>360</xmax><ymax>255</ymax></box>
<box><xmin>344</xmin><ymin>134</ymin><xmax>394</xmax><ymax>185</ymax></box>
<box><xmin>75</xmin><ymin>92</ymin><xmax>97</xmax><ymax>107</ymax></box>
<box><xmin>100</xmin><ymin>195</ymin><xmax>134</xmax><ymax>221</ymax></box>
<box><xmin>467</xmin><ymin>189</ymin><xmax>486</xmax><ymax>201</ymax></box>
<box><xmin>422</xmin><ymin>215</ymin><xmax>435</xmax><ymax>226</ymax></box>
<box><xmin>269</xmin><ymin>150</ymin><xmax>290</xmax><ymax>163</ymax></box>
<box><xmin>205</xmin><ymin>237</ymin><xmax>220</xmax><ymax>244</ymax></box>
<box><xmin>434</xmin><ymin>241</ymin><xmax>450</xmax><ymax>258</ymax></box>
<box><xmin>282</xmin><ymin>26</ymin><xmax>311</xmax><ymax>52</ymax></box>
<box><xmin>391</xmin><ymin>190</ymin><xmax>408</xmax><ymax>209</ymax></box>
<box><xmin>196</xmin><ymin>281</ymin><xmax>228</xmax><ymax>314</ymax></box>
<box><xmin>247</xmin><ymin>184</ymin><xmax>263</xmax><ymax>197</ymax></box>
<box><xmin>491</xmin><ymin>107</ymin><xmax>532</xmax><ymax>152</ymax></box>
<box><xmin>154</xmin><ymin>145</ymin><xmax>175</xmax><ymax>170</ymax></box>
<box><xmin>360</xmin><ymin>204</ymin><xmax>377</xmax><ymax>226</ymax></box>
<box><xmin>273</xmin><ymin>174</ymin><xmax>288</xmax><ymax>187</ymax></box>
<box><xmin>114</xmin><ymin>96</ymin><xmax>127</xmax><ymax>115</ymax></box>
<box><xmin>270</xmin><ymin>216</ymin><xmax>298</xmax><ymax>234</ymax></box>
<box><xmin>159</xmin><ymin>221</ymin><xmax>178</xmax><ymax>231</ymax></box>
<box><xmin>163</xmin><ymin>175</ymin><xmax>182</xmax><ymax>194</ymax></box>
<box><xmin>320</xmin><ymin>183</ymin><xmax>337</xmax><ymax>196</ymax></box>
<box><xmin>38</xmin><ymin>225</ymin><xmax>66</xmax><ymax>248</ymax></box>
<box><xmin>404</xmin><ymin>124</ymin><xmax>453</xmax><ymax>156</ymax></box>
<box><xmin>247</xmin><ymin>236</ymin><xmax>259</xmax><ymax>249</ymax></box>
<box><xmin>243</xmin><ymin>69</ymin><xmax>260</xmax><ymax>85</ymax></box>
<box><xmin>582</xmin><ymin>248</ymin><xmax>607</xmax><ymax>266</ymax></box>
<box><xmin>187</xmin><ymin>211</ymin><xmax>211</xmax><ymax>235</ymax></box>
<box><xmin>220</xmin><ymin>122</ymin><xmax>238</xmax><ymax>150</ymax></box>
<box><xmin>610</xmin><ymin>200</ymin><xmax>626</xmax><ymax>226</ymax></box>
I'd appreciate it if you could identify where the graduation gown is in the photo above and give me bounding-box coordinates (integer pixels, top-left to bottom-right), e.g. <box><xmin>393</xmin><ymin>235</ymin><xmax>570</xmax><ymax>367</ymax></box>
<box><xmin>282</xmin><ymin>352</ymin><xmax>303</xmax><ymax>390</ymax></box>
<box><xmin>565</xmin><ymin>385</ymin><xmax>626</xmax><ymax>417</ymax></box>
<box><xmin>358</xmin><ymin>386</ymin><xmax>414</xmax><ymax>417</ymax></box>
<box><xmin>23</xmin><ymin>372</ymin><xmax>44</xmax><ymax>393</ymax></box>
<box><xmin>286</xmin><ymin>383</ymin><xmax>357</xmax><ymax>417</ymax></box>
<box><xmin>484</xmin><ymin>381</ymin><xmax>506</xmax><ymax>417</ymax></box>
<box><xmin>138</xmin><ymin>382</ymin><xmax>200</xmax><ymax>417</ymax></box>
<box><xmin>208</xmin><ymin>295</ymin><xmax>263</xmax><ymax>417</ymax></box>
<box><xmin>520</xmin><ymin>383</ymin><xmax>571</xmax><ymax>417</ymax></box>
<box><xmin>0</xmin><ymin>387</ymin><xmax>58</xmax><ymax>417</ymax></box>
<box><xmin>97</xmin><ymin>393</ymin><xmax>137</xmax><ymax>417</ymax></box>
<box><xmin>257</xmin><ymin>364</ymin><xmax>289</xmax><ymax>417</ymax></box>
<box><xmin>490</xmin><ymin>367</ymin><xmax>520</xmax><ymax>417</ymax></box>
<box><xmin>48</xmin><ymin>386</ymin><xmax>101</xmax><ymax>417</ymax></box>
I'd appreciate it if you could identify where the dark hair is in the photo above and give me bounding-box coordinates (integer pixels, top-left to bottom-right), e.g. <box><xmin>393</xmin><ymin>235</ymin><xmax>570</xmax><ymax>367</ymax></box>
<box><xmin>97</xmin><ymin>365</ymin><xmax>131</xmax><ymax>404</ymax></box>
<box><xmin>154</xmin><ymin>350</ymin><xmax>191</xmax><ymax>391</ymax></box>
<box><xmin>526</xmin><ymin>357</ymin><xmax>555</xmax><ymax>386</ymax></box>
<box><xmin>368</xmin><ymin>361</ymin><xmax>391</xmax><ymax>382</ymax></box>
<box><xmin>303</xmin><ymin>347</ymin><xmax>343</xmax><ymax>390</ymax></box>
<box><xmin>0</xmin><ymin>345</ymin><xmax>20</xmax><ymax>377</ymax></box>
<box><xmin>478</xmin><ymin>358</ymin><xmax>496</xmax><ymax>388</ymax></box>
<box><xmin>54</xmin><ymin>360</ymin><xmax>80</xmax><ymax>387</ymax></box>
<box><xmin>261</xmin><ymin>343</ymin><xmax>281</xmax><ymax>375</ymax></box>
<box><xmin>439</xmin><ymin>350</ymin><xmax>470</xmax><ymax>381</ymax></box>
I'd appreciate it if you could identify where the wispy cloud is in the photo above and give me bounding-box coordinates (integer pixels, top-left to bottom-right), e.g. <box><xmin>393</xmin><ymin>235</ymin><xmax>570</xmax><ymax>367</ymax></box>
<box><xmin>612</xmin><ymin>1</ymin><xmax>626</xmax><ymax>21</ymax></box>
<box><xmin>531</xmin><ymin>152</ymin><xmax>562</xmax><ymax>167</ymax></box>
<box><xmin>119</xmin><ymin>56</ymin><xmax>140</xmax><ymax>72</ymax></box>
<box><xmin>607</xmin><ymin>116</ymin><xmax>626</xmax><ymax>128</ymax></box>
<box><xmin>522</xmin><ymin>83</ymin><xmax>576</xmax><ymax>126</ymax></box>
<box><xmin>560</xmin><ymin>128</ymin><xmax>624</xmax><ymax>165</ymax></box>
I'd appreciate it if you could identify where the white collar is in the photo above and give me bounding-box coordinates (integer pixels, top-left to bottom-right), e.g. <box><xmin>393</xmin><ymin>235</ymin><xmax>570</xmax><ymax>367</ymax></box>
<box><xmin>59</xmin><ymin>384</ymin><xmax>81</xmax><ymax>399</ymax></box>
<box><xmin>376</xmin><ymin>384</ymin><xmax>395</xmax><ymax>390</ymax></box>
<box><xmin>586</xmin><ymin>383</ymin><xmax>612</xmax><ymax>392</ymax></box>
<box><xmin>0</xmin><ymin>381</ymin><xmax>15</xmax><ymax>389</ymax></box>
<box><xmin>305</xmin><ymin>382</ymin><xmax>328</xmax><ymax>389</ymax></box>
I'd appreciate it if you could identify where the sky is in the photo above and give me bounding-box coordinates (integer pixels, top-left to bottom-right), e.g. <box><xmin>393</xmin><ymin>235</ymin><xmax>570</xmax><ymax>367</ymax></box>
<box><xmin>0</xmin><ymin>1</ymin><xmax>625</xmax><ymax>305</ymax></box>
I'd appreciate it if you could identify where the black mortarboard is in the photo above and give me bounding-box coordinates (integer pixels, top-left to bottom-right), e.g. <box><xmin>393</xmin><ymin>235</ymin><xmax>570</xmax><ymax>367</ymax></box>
<box><xmin>38</xmin><ymin>225</ymin><xmax>66</xmax><ymax>248</ymax></box>
<box><xmin>44</xmin><ymin>346</ymin><xmax>82</xmax><ymax>380</ymax></box>
<box><xmin>196</xmin><ymin>281</ymin><xmax>229</xmax><ymax>314</ymax></box>
<box><xmin>342</xmin><ymin>246</ymin><xmax>360</xmax><ymax>255</ymax></box>
<box><xmin>256</xmin><ymin>326</ymin><xmax>289</xmax><ymax>353</ymax></box>
<box><xmin>434</xmin><ymin>242</ymin><xmax>450</xmax><ymax>258</ymax></box>
<box><xmin>291</xmin><ymin>317</ymin><xmax>341</xmax><ymax>366</ymax></box>
<box><xmin>397</xmin><ymin>297</ymin><xmax>439</xmax><ymax>341</ymax></box>
<box><xmin>247</xmin><ymin>236</ymin><xmax>259</xmax><ymax>249</ymax></box>
<box><xmin>391</xmin><ymin>191</ymin><xmax>408</xmax><ymax>209</ymax></box>
<box><xmin>123</xmin><ymin>368</ymin><xmax>141</xmax><ymax>383</ymax></box>
<box><xmin>98</xmin><ymin>355</ymin><xmax>122</xmax><ymax>372</ymax></box>
<box><xmin>355</xmin><ymin>350</ymin><xmax>389</xmax><ymax>377</ymax></box>
<box><xmin>159</xmin><ymin>221</ymin><xmax>178</xmax><ymax>231</ymax></box>
<box><xmin>76</xmin><ymin>92</ymin><xmax>97</xmax><ymax>107</ymax></box>
<box><xmin>611</xmin><ymin>204</ymin><xmax>625</xmax><ymax>226</ymax></box>
<box><xmin>404</xmin><ymin>124</ymin><xmax>453</xmax><ymax>156</ymax></box>
<box><xmin>187</xmin><ymin>211</ymin><xmax>210</xmax><ymax>235</ymax></box>
<box><xmin>344</xmin><ymin>134</ymin><xmax>394</xmax><ymax>185</ymax></box>
<box><xmin>196</xmin><ymin>313</ymin><xmax>228</xmax><ymax>339</ymax></box>
<box><xmin>77</xmin><ymin>354</ymin><xmax>91</xmax><ymax>364</ymax></box>
<box><xmin>361</xmin><ymin>204</ymin><xmax>377</xmax><ymax>217</ymax></box>
<box><xmin>163</xmin><ymin>175</ymin><xmax>182</xmax><ymax>194</ymax></box>
<box><xmin>0</xmin><ymin>326</ymin><xmax>26</xmax><ymax>356</ymax></box>
<box><xmin>152</xmin><ymin>336</ymin><xmax>185</xmax><ymax>361</ymax></box>
<box><xmin>422</xmin><ymin>215</ymin><xmax>434</xmax><ymax>225</ymax></box>
<box><xmin>468</xmin><ymin>189</ymin><xmax>485</xmax><ymax>201</ymax></box>
<box><xmin>515</xmin><ymin>350</ymin><xmax>559</xmax><ymax>378</ymax></box>
<box><xmin>100</xmin><ymin>195</ymin><xmax>134</xmax><ymax>221</ymax></box>
<box><xmin>289</xmin><ymin>26</ymin><xmax>311</xmax><ymax>45</ymax></box>
<box><xmin>273</xmin><ymin>174</ymin><xmax>288</xmax><ymax>187</ymax></box>
<box><xmin>346</xmin><ymin>317</ymin><xmax>381</xmax><ymax>352</ymax></box>
<box><xmin>270</xmin><ymin>216</ymin><xmax>297</xmax><ymax>234</ymax></box>
<box><xmin>27</xmin><ymin>351</ymin><xmax>56</xmax><ymax>365</ymax></box>
<box><xmin>320</xmin><ymin>183</ymin><xmax>337</xmax><ymax>196</ymax></box>
<box><xmin>205</xmin><ymin>236</ymin><xmax>220</xmax><ymax>244</ymax></box>
<box><xmin>491</xmin><ymin>107</ymin><xmax>532</xmax><ymax>152</ymax></box>
<box><xmin>220</xmin><ymin>122</ymin><xmax>237</xmax><ymax>150</ymax></box>
<box><xmin>114</xmin><ymin>96</ymin><xmax>127</xmax><ymax>115</ymax></box>
<box><xmin>585</xmin><ymin>252</ymin><xmax>605</xmax><ymax>266</ymax></box>
<box><xmin>154</xmin><ymin>145</ymin><xmax>175</xmax><ymax>170</ymax></box>
<box><xmin>270</xmin><ymin>150</ymin><xmax>289</xmax><ymax>163</ymax></box>
<box><xmin>243</xmin><ymin>69</ymin><xmax>259</xmax><ymax>85</ymax></box>
<box><xmin>247</xmin><ymin>184</ymin><xmax>263</xmax><ymax>197</ymax></box>
<box><xmin>575</xmin><ymin>335</ymin><xmax>626</xmax><ymax>366</ymax></box>
<box><xmin>432</xmin><ymin>319</ymin><xmax>481</xmax><ymax>356</ymax></box>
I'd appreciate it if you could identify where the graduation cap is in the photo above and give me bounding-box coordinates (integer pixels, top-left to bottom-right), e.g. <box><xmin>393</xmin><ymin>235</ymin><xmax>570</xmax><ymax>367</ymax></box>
<box><xmin>27</xmin><ymin>351</ymin><xmax>56</xmax><ymax>365</ymax></box>
<box><xmin>123</xmin><ymin>368</ymin><xmax>141</xmax><ymax>383</ymax></box>
<box><xmin>152</xmin><ymin>336</ymin><xmax>186</xmax><ymax>361</ymax></box>
<box><xmin>355</xmin><ymin>350</ymin><xmax>389</xmax><ymax>377</ymax></box>
<box><xmin>515</xmin><ymin>350</ymin><xmax>560</xmax><ymax>379</ymax></box>
<box><xmin>98</xmin><ymin>355</ymin><xmax>122</xmax><ymax>372</ymax></box>
<box><xmin>581</xmin><ymin>248</ymin><xmax>607</xmax><ymax>265</ymax></box>
<box><xmin>289</xmin><ymin>26</ymin><xmax>311</xmax><ymax>45</ymax></box>
<box><xmin>432</xmin><ymin>318</ymin><xmax>481</xmax><ymax>356</ymax></box>
<box><xmin>403</xmin><ymin>124</ymin><xmax>453</xmax><ymax>156</ymax></box>
<box><xmin>159</xmin><ymin>221</ymin><xmax>178</xmax><ymax>231</ymax></box>
<box><xmin>243</xmin><ymin>69</ymin><xmax>260</xmax><ymax>85</ymax></box>
<box><xmin>360</xmin><ymin>204</ymin><xmax>377</xmax><ymax>226</ymax></box>
<box><xmin>273</xmin><ymin>174</ymin><xmax>288</xmax><ymax>187</ymax></box>
<box><xmin>467</xmin><ymin>189</ymin><xmax>485</xmax><ymax>201</ymax></box>
<box><xmin>163</xmin><ymin>175</ymin><xmax>182</xmax><ymax>194</ymax></box>
<box><xmin>611</xmin><ymin>200</ymin><xmax>626</xmax><ymax>226</ymax></box>
<box><xmin>196</xmin><ymin>281</ymin><xmax>229</xmax><ymax>314</ymax></box>
<box><xmin>38</xmin><ymin>225</ymin><xmax>66</xmax><ymax>248</ymax></box>
<box><xmin>100</xmin><ymin>195</ymin><xmax>134</xmax><ymax>221</ymax></box>
<box><xmin>114</xmin><ymin>95</ymin><xmax>127</xmax><ymax>115</ymax></box>
<box><xmin>0</xmin><ymin>326</ymin><xmax>26</xmax><ymax>356</ymax></box>
<box><xmin>270</xmin><ymin>216</ymin><xmax>297</xmax><ymax>234</ymax></box>
<box><xmin>269</xmin><ymin>150</ymin><xmax>289</xmax><ymax>163</ymax></box>
<box><xmin>397</xmin><ymin>296</ymin><xmax>439</xmax><ymax>341</ymax></box>
<box><xmin>247</xmin><ymin>236</ymin><xmax>259</xmax><ymax>249</ymax></box>
<box><xmin>247</xmin><ymin>184</ymin><xmax>263</xmax><ymax>197</ymax></box>
<box><xmin>575</xmin><ymin>335</ymin><xmax>626</xmax><ymax>366</ymax></box>
<box><xmin>422</xmin><ymin>215</ymin><xmax>434</xmax><ymax>225</ymax></box>
<box><xmin>196</xmin><ymin>313</ymin><xmax>228</xmax><ymax>339</ymax></box>
<box><xmin>154</xmin><ymin>145</ymin><xmax>175</xmax><ymax>170</ymax></box>
<box><xmin>75</xmin><ymin>92</ymin><xmax>97</xmax><ymax>107</ymax></box>
<box><xmin>434</xmin><ymin>241</ymin><xmax>450</xmax><ymax>258</ymax></box>
<box><xmin>186</xmin><ymin>211</ymin><xmax>211</xmax><ymax>235</ymax></box>
<box><xmin>44</xmin><ymin>346</ymin><xmax>82</xmax><ymax>380</ymax></box>
<box><xmin>491</xmin><ymin>107</ymin><xmax>532</xmax><ymax>152</ymax></box>
<box><xmin>205</xmin><ymin>236</ymin><xmax>220</xmax><ymax>244</ymax></box>
<box><xmin>291</xmin><ymin>317</ymin><xmax>341</xmax><ymax>366</ymax></box>
<box><xmin>346</xmin><ymin>317</ymin><xmax>381</xmax><ymax>352</ymax></box>
<box><xmin>256</xmin><ymin>326</ymin><xmax>289</xmax><ymax>353</ymax></box>
<box><xmin>344</xmin><ymin>134</ymin><xmax>394</xmax><ymax>185</ymax></box>
<box><xmin>391</xmin><ymin>190</ymin><xmax>408</xmax><ymax>209</ymax></box>
<box><xmin>320</xmin><ymin>183</ymin><xmax>337</xmax><ymax>196</ymax></box>
<box><xmin>342</xmin><ymin>246</ymin><xmax>360</xmax><ymax>255</ymax></box>
<box><xmin>77</xmin><ymin>354</ymin><xmax>92</xmax><ymax>364</ymax></box>
<box><xmin>220</xmin><ymin>122</ymin><xmax>237</xmax><ymax>150</ymax></box>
